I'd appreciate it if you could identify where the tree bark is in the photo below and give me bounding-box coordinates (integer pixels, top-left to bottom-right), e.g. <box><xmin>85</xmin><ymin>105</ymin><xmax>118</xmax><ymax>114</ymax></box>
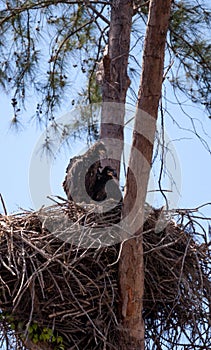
<box><xmin>100</xmin><ymin>0</ymin><xmax>133</xmax><ymax>176</ymax></box>
<box><xmin>119</xmin><ymin>1</ymin><xmax>172</xmax><ymax>349</ymax></box>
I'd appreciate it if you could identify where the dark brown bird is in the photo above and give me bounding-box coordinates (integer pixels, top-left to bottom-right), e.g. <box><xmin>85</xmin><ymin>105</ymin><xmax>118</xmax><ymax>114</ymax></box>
<box><xmin>91</xmin><ymin>166</ymin><xmax>122</xmax><ymax>203</ymax></box>
<box><xmin>63</xmin><ymin>142</ymin><xmax>106</xmax><ymax>203</ymax></box>
<box><xmin>62</xmin><ymin>142</ymin><xmax>122</xmax><ymax>205</ymax></box>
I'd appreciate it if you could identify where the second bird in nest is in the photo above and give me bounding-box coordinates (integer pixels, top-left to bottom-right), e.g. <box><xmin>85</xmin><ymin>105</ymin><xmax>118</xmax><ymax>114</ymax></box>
<box><xmin>89</xmin><ymin>166</ymin><xmax>122</xmax><ymax>203</ymax></box>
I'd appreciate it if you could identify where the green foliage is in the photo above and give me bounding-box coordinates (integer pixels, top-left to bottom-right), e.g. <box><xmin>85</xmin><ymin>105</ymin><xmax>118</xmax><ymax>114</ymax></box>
<box><xmin>0</xmin><ymin>312</ymin><xmax>64</xmax><ymax>349</ymax></box>
<box><xmin>0</xmin><ymin>0</ymin><xmax>211</xmax><ymax>127</ymax></box>
<box><xmin>0</xmin><ymin>0</ymin><xmax>103</xmax><ymax>120</ymax></box>
<box><xmin>28</xmin><ymin>323</ymin><xmax>64</xmax><ymax>349</ymax></box>
<box><xmin>169</xmin><ymin>1</ymin><xmax>211</xmax><ymax>111</ymax></box>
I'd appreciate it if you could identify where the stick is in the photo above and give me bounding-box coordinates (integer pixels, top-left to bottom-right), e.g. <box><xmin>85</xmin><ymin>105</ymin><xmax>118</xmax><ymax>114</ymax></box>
<box><xmin>0</xmin><ymin>193</ymin><xmax>7</xmax><ymax>215</ymax></box>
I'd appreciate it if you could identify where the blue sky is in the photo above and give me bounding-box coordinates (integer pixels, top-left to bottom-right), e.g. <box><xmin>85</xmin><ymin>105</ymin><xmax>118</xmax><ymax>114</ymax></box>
<box><xmin>0</xmin><ymin>0</ymin><xmax>210</xmax><ymax>222</ymax></box>
<box><xmin>0</xmin><ymin>90</ymin><xmax>211</xmax><ymax>220</ymax></box>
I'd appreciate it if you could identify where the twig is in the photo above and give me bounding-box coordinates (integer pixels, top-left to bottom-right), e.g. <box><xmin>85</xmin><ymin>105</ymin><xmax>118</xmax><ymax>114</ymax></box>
<box><xmin>0</xmin><ymin>193</ymin><xmax>7</xmax><ymax>215</ymax></box>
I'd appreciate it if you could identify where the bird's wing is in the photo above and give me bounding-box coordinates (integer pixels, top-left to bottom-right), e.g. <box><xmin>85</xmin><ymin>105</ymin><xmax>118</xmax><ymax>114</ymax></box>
<box><xmin>63</xmin><ymin>142</ymin><xmax>107</xmax><ymax>203</ymax></box>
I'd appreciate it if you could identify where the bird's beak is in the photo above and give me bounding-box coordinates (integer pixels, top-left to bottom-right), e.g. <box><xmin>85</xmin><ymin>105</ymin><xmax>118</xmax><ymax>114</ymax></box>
<box><xmin>107</xmin><ymin>169</ymin><xmax>117</xmax><ymax>178</ymax></box>
<box><xmin>107</xmin><ymin>170</ymin><xmax>113</xmax><ymax>177</ymax></box>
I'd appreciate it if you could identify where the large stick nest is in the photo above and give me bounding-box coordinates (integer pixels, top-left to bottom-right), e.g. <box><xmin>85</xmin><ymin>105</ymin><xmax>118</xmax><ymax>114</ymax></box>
<box><xmin>0</xmin><ymin>200</ymin><xmax>210</xmax><ymax>349</ymax></box>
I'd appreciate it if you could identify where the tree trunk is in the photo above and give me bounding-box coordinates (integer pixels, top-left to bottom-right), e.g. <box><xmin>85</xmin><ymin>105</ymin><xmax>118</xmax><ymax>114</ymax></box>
<box><xmin>119</xmin><ymin>0</ymin><xmax>172</xmax><ymax>349</ymax></box>
<box><xmin>100</xmin><ymin>0</ymin><xmax>133</xmax><ymax>176</ymax></box>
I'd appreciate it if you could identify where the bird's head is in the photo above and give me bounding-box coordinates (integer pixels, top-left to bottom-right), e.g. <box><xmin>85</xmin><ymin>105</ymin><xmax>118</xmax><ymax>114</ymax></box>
<box><xmin>92</xmin><ymin>165</ymin><xmax>121</xmax><ymax>202</ymax></box>
<box><xmin>97</xmin><ymin>166</ymin><xmax>117</xmax><ymax>182</ymax></box>
<box><xmin>104</xmin><ymin>166</ymin><xmax>117</xmax><ymax>179</ymax></box>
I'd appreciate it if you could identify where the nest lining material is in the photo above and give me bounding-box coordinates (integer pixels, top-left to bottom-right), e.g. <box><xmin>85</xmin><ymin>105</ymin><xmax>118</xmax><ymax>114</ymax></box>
<box><xmin>0</xmin><ymin>200</ymin><xmax>210</xmax><ymax>350</ymax></box>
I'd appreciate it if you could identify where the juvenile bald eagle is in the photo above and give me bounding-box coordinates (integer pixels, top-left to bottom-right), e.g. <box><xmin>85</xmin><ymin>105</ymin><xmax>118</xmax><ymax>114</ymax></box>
<box><xmin>63</xmin><ymin>142</ymin><xmax>106</xmax><ymax>204</ymax></box>
<box><xmin>63</xmin><ymin>142</ymin><xmax>122</xmax><ymax>205</ymax></box>
<box><xmin>92</xmin><ymin>166</ymin><xmax>122</xmax><ymax>203</ymax></box>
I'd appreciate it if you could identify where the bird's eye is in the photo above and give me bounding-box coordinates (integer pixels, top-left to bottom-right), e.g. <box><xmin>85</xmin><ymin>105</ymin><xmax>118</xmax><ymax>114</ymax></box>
<box><xmin>107</xmin><ymin>170</ymin><xmax>114</xmax><ymax>177</ymax></box>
